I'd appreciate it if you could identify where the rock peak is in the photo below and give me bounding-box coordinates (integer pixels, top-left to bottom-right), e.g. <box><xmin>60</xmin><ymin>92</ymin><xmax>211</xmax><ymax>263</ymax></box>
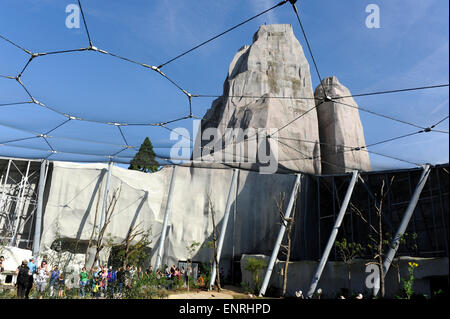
<box><xmin>252</xmin><ymin>24</ymin><xmax>294</xmax><ymax>42</ymax></box>
<box><xmin>196</xmin><ymin>24</ymin><xmax>321</xmax><ymax>174</ymax></box>
<box><xmin>314</xmin><ymin>78</ymin><xmax>371</xmax><ymax>174</ymax></box>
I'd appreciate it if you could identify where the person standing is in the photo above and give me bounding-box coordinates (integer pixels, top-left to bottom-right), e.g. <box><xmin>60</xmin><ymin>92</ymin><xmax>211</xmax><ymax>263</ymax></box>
<box><xmin>145</xmin><ymin>265</ymin><xmax>153</xmax><ymax>280</ymax></box>
<box><xmin>107</xmin><ymin>267</ymin><xmax>116</xmax><ymax>297</ymax></box>
<box><xmin>0</xmin><ymin>256</ymin><xmax>5</xmax><ymax>272</ymax></box>
<box><xmin>57</xmin><ymin>273</ymin><xmax>65</xmax><ymax>298</ymax></box>
<box><xmin>124</xmin><ymin>265</ymin><xmax>132</xmax><ymax>290</ymax></box>
<box><xmin>25</xmin><ymin>257</ymin><xmax>37</xmax><ymax>299</ymax></box>
<box><xmin>35</xmin><ymin>261</ymin><xmax>49</xmax><ymax>299</ymax></box>
<box><xmin>79</xmin><ymin>267</ymin><xmax>89</xmax><ymax>298</ymax></box>
<box><xmin>164</xmin><ymin>266</ymin><xmax>171</xmax><ymax>279</ymax></box>
<box><xmin>49</xmin><ymin>266</ymin><xmax>59</xmax><ymax>297</ymax></box>
<box><xmin>15</xmin><ymin>260</ymin><xmax>30</xmax><ymax>299</ymax></box>
<box><xmin>101</xmin><ymin>265</ymin><xmax>108</xmax><ymax>296</ymax></box>
<box><xmin>116</xmin><ymin>266</ymin><xmax>125</xmax><ymax>296</ymax></box>
<box><xmin>91</xmin><ymin>267</ymin><xmax>102</xmax><ymax>298</ymax></box>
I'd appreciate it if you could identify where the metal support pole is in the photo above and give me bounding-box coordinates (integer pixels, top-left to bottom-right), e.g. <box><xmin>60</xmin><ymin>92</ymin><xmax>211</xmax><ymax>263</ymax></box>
<box><xmin>10</xmin><ymin>160</ymin><xmax>31</xmax><ymax>246</ymax></box>
<box><xmin>0</xmin><ymin>159</ymin><xmax>12</xmax><ymax>213</ymax></box>
<box><xmin>32</xmin><ymin>160</ymin><xmax>48</xmax><ymax>256</ymax></box>
<box><xmin>209</xmin><ymin>168</ymin><xmax>238</xmax><ymax>290</ymax></box>
<box><xmin>317</xmin><ymin>177</ymin><xmax>321</xmax><ymax>258</ymax></box>
<box><xmin>436</xmin><ymin>168</ymin><xmax>449</xmax><ymax>256</ymax></box>
<box><xmin>155</xmin><ymin>165</ymin><xmax>177</xmax><ymax>270</ymax></box>
<box><xmin>99</xmin><ymin>161</ymin><xmax>113</xmax><ymax>231</ymax></box>
<box><xmin>374</xmin><ymin>164</ymin><xmax>431</xmax><ymax>297</ymax></box>
<box><xmin>258</xmin><ymin>174</ymin><xmax>302</xmax><ymax>297</ymax></box>
<box><xmin>307</xmin><ymin>170</ymin><xmax>359</xmax><ymax>298</ymax></box>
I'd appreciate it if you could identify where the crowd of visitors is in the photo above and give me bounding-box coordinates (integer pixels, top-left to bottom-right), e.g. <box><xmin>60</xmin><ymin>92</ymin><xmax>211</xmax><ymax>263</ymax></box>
<box><xmin>10</xmin><ymin>256</ymin><xmax>204</xmax><ymax>299</ymax></box>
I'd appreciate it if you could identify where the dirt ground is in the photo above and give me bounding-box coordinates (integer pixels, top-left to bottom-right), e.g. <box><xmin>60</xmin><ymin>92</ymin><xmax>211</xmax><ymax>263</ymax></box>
<box><xmin>167</xmin><ymin>285</ymin><xmax>256</xmax><ymax>299</ymax></box>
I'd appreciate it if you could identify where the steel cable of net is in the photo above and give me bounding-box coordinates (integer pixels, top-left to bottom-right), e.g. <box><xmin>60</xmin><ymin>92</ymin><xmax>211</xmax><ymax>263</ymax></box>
<box><xmin>0</xmin><ymin>120</ymin><xmax>133</xmax><ymax>150</ymax></box>
<box><xmin>270</xmin><ymin>130</ymin><xmax>425</xmax><ymax>167</ymax></box>
<box><xmin>0</xmin><ymin>58</ymin><xmax>194</xmax><ymax>126</ymax></box>
<box><xmin>290</xmin><ymin>1</ymin><xmax>326</xmax><ymax>97</ymax></box>
<box><xmin>192</xmin><ymin>83</ymin><xmax>449</xmax><ymax>103</ymax></box>
<box><xmin>332</xmin><ymin>99</ymin><xmax>426</xmax><ymax>130</ymax></box>
<box><xmin>1</xmin><ymin>1</ymin><xmax>195</xmax><ymax>117</ymax></box>
<box><xmin>156</xmin><ymin>0</ymin><xmax>290</xmax><ymax>69</ymax></box>
<box><xmin>0</xmin><ymin>74</ymin><xmax>194</xmax><ymax>126</ymax></box>
<box><xmin>0</xmin><ymin>130</ymin><xmax>265</xmax><ymax>166</ymax></box>
<box><xmin>1</xmin><ymin>1</ymin><xmax>448</xmax><ymax>168</ymax></box>
<box><xmin>0</xmin><ymin>137</ymin><xmax>179</xmax><ymax>162</ymax></box>
<box><xmin>429</xmin><ymin>115</ymin><xmax>449</xmax><ymax>134</ymax></box>
<box><xmin>273</xmin><ymin>136</ymin><xmax>354</xmax><ymax>172</ymax></box>
<box><xmin>77</xmin><ymin>0</ymin><xmax>93</xmax><ymax>46</ymax></box>
<box><xmin>193</xmin><ymin>94</ymin><xmax>316</xmax><ymax>100</ymax></box>
<box><xmin>333</xmin><ymin>83</ymin><xmax>449</xmax><ymax>99</ymax></box>
<box><xmin>0</xmin><ymin>4</ymin><xmax>447</xmax><ymax>144</ymax></box>
<box><xmin>159</xmin><ymin>124</ymin><xmax>266</xmax><ymax>163</ymax></box>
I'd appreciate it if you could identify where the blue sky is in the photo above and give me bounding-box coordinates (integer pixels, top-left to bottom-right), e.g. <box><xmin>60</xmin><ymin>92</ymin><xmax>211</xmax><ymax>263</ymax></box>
<box><xmin>0</xmin><ymin>0</ymin><xmax>448</xmax><ymax>171</ymax></box>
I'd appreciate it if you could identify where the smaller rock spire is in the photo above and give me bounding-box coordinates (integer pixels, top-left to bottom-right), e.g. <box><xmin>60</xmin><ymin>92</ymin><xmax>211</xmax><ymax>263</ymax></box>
<box><xmin>315</xmin><ymin>76</ymin><xmax>371</xmax><ymax>174</ymax></box>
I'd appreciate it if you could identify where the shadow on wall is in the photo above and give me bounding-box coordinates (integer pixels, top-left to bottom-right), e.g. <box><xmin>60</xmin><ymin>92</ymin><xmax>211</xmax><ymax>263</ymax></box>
<box><xmin>185</xmin><ymin>170</ymin><xmax>309</xmax><ymax>285</ymax></box>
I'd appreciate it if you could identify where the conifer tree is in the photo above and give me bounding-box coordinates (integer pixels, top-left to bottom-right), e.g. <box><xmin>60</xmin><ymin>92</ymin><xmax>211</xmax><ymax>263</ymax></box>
<box><xmin>128</xmin><ymin>137</ymin><xmax>159</xmax><ymax>173</ymax></box>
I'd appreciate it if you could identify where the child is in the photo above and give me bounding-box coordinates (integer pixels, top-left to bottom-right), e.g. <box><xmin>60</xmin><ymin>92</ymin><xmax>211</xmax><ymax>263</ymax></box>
<box><xmin>49</xmin><ymin>266</ymin><xmax>59</xmax><ymax>297</ymax></box>
<box><xmin>57</xmin><ymin>273</ymin><xmax>65</xmax><ymax>298</ymax></box>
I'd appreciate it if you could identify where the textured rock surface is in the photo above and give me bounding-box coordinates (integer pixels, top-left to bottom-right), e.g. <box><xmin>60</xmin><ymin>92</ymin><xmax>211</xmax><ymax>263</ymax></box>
<box><xmin>314</xmin><ymin>76</ymin><xmax>371</xmax><ymax>174</ymax></box>
<box><xmin>196</xmin><ymin>24</ymin><xmax>321</xmax><ymax>174</ymax></box>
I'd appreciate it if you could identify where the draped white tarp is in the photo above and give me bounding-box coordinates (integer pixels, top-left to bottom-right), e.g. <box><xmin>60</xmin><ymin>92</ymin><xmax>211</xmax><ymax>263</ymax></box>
<box><xmin>40</xmin><ymin>162</ymin><xmax>304</xmax><ymax>273</ymax></box>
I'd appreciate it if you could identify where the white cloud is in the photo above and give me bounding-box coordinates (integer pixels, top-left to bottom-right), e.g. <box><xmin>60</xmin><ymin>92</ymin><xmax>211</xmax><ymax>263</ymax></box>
<box><xmin>249</xmin><ymin>0</ymin><xmax>279</xmax><ymax>25</ymax></box>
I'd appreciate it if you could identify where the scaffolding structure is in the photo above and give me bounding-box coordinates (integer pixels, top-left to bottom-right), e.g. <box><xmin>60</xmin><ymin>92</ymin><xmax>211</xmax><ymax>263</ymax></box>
<box><xmin>314</xmin><ymin>164</ymin><xmax>449</xmax><ymax>261</ymax></box>
<box><xmin>0</xmin><ymin>157</ymin><xmax>43</xmax><ymax>250</ymax></box>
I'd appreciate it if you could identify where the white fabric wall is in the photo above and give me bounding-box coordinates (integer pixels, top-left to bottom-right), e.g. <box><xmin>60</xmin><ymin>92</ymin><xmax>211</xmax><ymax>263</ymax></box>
<box><xmin>40</xmin><ymin>162</ymin><xmax>303</xmax><ymax>273</ymax></box>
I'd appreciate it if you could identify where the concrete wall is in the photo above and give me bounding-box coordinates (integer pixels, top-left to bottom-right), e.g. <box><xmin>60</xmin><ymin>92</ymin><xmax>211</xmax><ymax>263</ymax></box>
<box><xmin>241</xmin><ymin>254</ymin><xmax>449</xmax><ymax>298</ymax></box>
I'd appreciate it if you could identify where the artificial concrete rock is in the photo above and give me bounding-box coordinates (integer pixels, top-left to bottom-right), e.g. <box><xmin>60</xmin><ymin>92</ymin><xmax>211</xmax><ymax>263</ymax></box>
<box><xmin>315</xmin><ymin>76</ymin><xmax>371</xmax><ymax>174</ymax></box>
<box><xmin>196</xmin><ymin>24</ymin><xmax>322</xmax><ymax>174</ymax></box>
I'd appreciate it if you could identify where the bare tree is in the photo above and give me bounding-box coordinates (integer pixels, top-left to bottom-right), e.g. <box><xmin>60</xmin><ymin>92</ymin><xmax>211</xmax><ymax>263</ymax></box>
<box><xmin>276</xmin><ymin>192</ymin><xmax>297</xmax><ymax>297</ymax></box>
<box><xmin>352</xmin><ymin>176</ymin><xmax>394</xmax><ymax>298</ymax></box>
<box><xmin>85</xmin><ymin>186</ymin><xmax>102</xmax><ymax>266</ymax></box>
<box><xmin>87</xmin><ymin>185</ymin><xmax>122</xmax><ymax>269</ymax></box>
<box><xmin>206</xmin><ymin>192</ymin><xmax>221</xmax><ymax>292</ymax></box>
<box><xmin>185</xmin><ymin>241</ymin><xmax>201</xmax><ymax>291</ymax></box>
<box><xmin>121</xmin><ymin>222</ymin><xmax>152</xmax><ymax>268</ymax></box>
<box><xmin>334</xmin><ymin>238</ymin><xmax>364</xmax><ymax>296</ymax></box>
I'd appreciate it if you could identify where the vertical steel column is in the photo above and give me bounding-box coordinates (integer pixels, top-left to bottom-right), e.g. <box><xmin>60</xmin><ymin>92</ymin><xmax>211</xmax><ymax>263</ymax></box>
<box><xmin>332</xmin><ymin>176</ymin><xmax>337</xmax><ymax>260</ymax></box>
<box><xmin>231</xmin><ymin>170</ymin><xmax>239</xmax><ymax>283</ymax></box>
<box><xmin>317</xmin><ymin>177</ymin><xmax>321</xmax><ymax>258</ymax></box>
<box><xmin>407</xmin><ymin>172</ymin><xmax>418</xmax><ymax>236</ymax></box>
<box><xmin>99</xmin><ymin>161</ymin><xmax>113</xmax><ymax>231</ymax></box>
<box><xmin>436</xmin><ymin>168</ymin><xmax>449</xmax><ymax>256</ymax></box>
<box><xmin>209</xmin><ymin>168</ymin><xmax>238</xmax><ymax>290</ymax></box>
<box><xmin>303</xmin><ymin>175</ymin><xmax>309</xmax><ymax>258</ymax></box>
<box><xmin>32</xmin><ymin>160</ymin><xmax>48</xmax><ymax>256</ymax></box>
<box><xmin>374</xmin><ymin>164</ymin><xmax>431</xmax><ymax>297</ymax></box>
<box><xmin>155</xmin><ymin>165</ymin><xmax>177</xmax><ymax>270</ymax></box>
<box><xmin>307</xmin><ymin>170</ymin><xmax>359</xmax><ymax>298</ymax></box>
<box><xmin>0</xmin><ymin>159</ymin><xmax>12</xmax><ymax>214</ymax></box>
<box><xmin>10</xmin><ymin>160</ymin><xmax>31</xmax><ymax>246</ymax></box>
<box><xmin>427</xmin><ymin>172</ymin><xmax>439</xmax><ymax>251</ymax></box>
<box><xmin>258</xmin><ymin>174</ymin><xmax>302</xmax><ymax>297</ymax></box>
